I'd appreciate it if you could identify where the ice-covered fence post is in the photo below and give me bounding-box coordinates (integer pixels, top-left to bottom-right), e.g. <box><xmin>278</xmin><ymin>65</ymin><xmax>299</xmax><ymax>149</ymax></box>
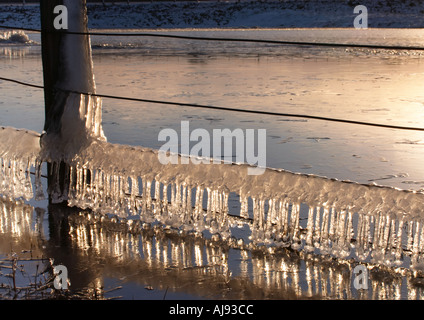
<box><xmin>40</xmin><ymin>0</ymin><xmax>66</xmax><ymax>203</ymax></box>
<box><xmin>40</xmin><ymin>0</ymin><xmax>105</xmax><ymax>203</ymax></box>
<box><xmin>40</xmin><ymin>0</ymin><xmax>97</xmax><ymax>134</ymax></box>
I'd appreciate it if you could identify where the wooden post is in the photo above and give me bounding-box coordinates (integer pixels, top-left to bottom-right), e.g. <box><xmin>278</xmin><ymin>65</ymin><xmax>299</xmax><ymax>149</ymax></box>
<box><xmin>40</xmin><ymin>0</ymin><xmax>65</xmax><ymax>203</ymax></box>
<box><xmin>40</xmin><ymin>0</ymin><xmax>63</xmax><ymax>133</ymax></box>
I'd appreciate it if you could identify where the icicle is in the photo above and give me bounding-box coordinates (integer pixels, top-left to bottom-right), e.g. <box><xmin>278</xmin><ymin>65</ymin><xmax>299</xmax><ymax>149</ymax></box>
<box><xmin>179</xmin><ymin>183</ymin><xmax>188</xmax><ymax>225</ymax></box>
<box><xmin>328</xmin><ymin>207</ymin><xmax>337</xmax><ymax>247</ymax></box>
<box><xmin>382</xmin><ymin>214</ymin><xmax>392</xmax><ymax>251</ymax></box>
<box><xmin>125</xmin><ymin>176</ymin><xmax>136</xmax><ymax>215</ymax></box>
<box><xmin>153</xmin><ymin>179</ymin><xmax>161</xmax><ymax>214</ymax></box>
<box><xmin>185</xmin><ymin>184</ymin><xmax>193</xmax><ymax>222</ymax></box>
<box><xmin>76</xmin><ymin>165</ymin><xmax>84</xmax><ymax>203</ymax></box>
<box><xmin>388</xmin><ymin>217</ymin><xmax>396</xmax><ymax>253</ymax></box>
<box><xmin>279</xmin><ymin>200</ymin><xmax>290</xmax><ymax>241</ymax></box>
<box><xmin>333</xmin><ymin>209</ymin><xmax>349</xmax><ymax>258</ymax></box>
<box><xmin>107</xmin><ymin>173</ymin><xmax>116</xmax><ymax>210</ymax></box>
<box><xmin>290</xmin><ymin>203</ymin><xmax>300</xmax><ymax>242</ymax></box>
<box><xmin>170</xmin><ymin>183</ymin><xmax>176</xmax><ymax>212</ymax></box>
<box><xmin>379</xmin><ymin>214</ymin><xmax>394</xmax><ymax>265</ymax></box>
<box><xmin>346</xmin><ymin>210</ymin><xmax>354</xmax><ymax>247</ymax></box>
<box><xmin>100</xmin><ymin>171</ymin><xmax>108</xmax><ymax>210</ymax></box>
<box><xmin>176</xmin><ymin>182</ymin><xmax>183</xmax><ymax>214</ymax></box>
<box><xmin>250</xmin><ymin>197</ymin><xmax>262</xmax><ymax>243</ymax></box>
<box><xmin>240</xmin><ymin>194</ymin><xmax>249</xmax><ymax>219</ymax></box>
<box><xmin>334</xmin><ymin>208</ymin><xmax>353</xmax><ymax>258</ymax></box>
<box><xmin>407</xmin><ymin>221</ymin><xmax>415</xmax><ymax>253</ymax></box>
<box><xmin>181</xmin><ymin>183</ymin><xmax>187</xmax><ymax>215</ymax></box>
<box><xmin>112</xmin><ymin>174</ymin><xmax>121</xmax><ymax>213</ymax></box>
<box><xmin>161</xmin><ymin>182</ymin><xmax>169</xmax><ymax>216</ymax></box>
<box><xmin>82</xmin><ymin>168</ymin><xmax>89</xmax><ymax>203</ymax></box>
<box><xmin>144</xmin><ymin>179</ymin><xmax>152</xmax><ymax>215</ymax></box>
<box><xmin>313</xmin><ymin>206</ymin><xmax>321</xmax><ymax>246</ymax></box>
<box><xmin>67</xmin><ymin>165</ymin><xmax>76</xmax><ymax>201</ymax></box>
<box><xmin>207</xmin><ymin>189</ymin><xmax>219</xmax><ymax>234</ymax></box>
<box><xmin>336</xmin><ymin>210</ymin><xmax>347</xmax><ymax>247</ymax></box>
<box><xmin>373</xmin><ymin>212</ymin><xmax>384</xmax><ymax>251</ymax></box>
<box><xmin>206</xmin><ymin>187</ymin><xmax>212</xmax><ymax>218</ymax></box>
<box><xmin>98</xmin><ymin>170</ymin><xmax>107</xmax><ymax>211</ymax></box>
<box><xmin>220</xmin><ymin>190</ymin><xmax>229</xmax><ymax>230</ymax></box>
<box><xmin>413</xmin><ymin>221</ymin><xmax>421</xmax><ymax>256</ymax></box>
<box><xmin>252</xmin><ymin>197</ymin><xmax>261</xmax><ymax>236</ymax></box>
<box><xmin>265</xmin><ymin>198</ymin><xmax>276</xmax><ymax>240</ymax></box>
<box><xmin>193</xmin><ymin>186</ymin><xmax>204</xmax><ymax>228</ymax></box>
<box><xmin>355</xmin><ymin>212</ymin><xmax>368</xmax><ymax>260</ymax></box>
<box><xmin>319</xmin><ymin>206</ymin><xmax>330</xmax><ymax>253</ymax></box>
<box><xmin>305</xmin><ymin>206</ymin><xmax>315</xmax><ymax>252</ymax></box>
<box><xmin>212</xmin><ymin>190</ymin><xmax>230</xmax><ymax>239</ymax></box>
<box><xmin>391</xmin><ymin>218</ymin><xmax>402</xmax><ymax>265</ymax></box>
<box><xmin>212</xmin><ymin>189</ymin><xmax>219</xmax><ymax>215</ymax></box>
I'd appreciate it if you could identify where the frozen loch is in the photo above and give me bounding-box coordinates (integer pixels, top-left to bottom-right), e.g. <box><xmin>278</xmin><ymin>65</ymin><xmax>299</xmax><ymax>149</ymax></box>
<box><xmin>2</xmin><ymin>0</ymin><xmax>424</xmax><ymax>300</ymax></box>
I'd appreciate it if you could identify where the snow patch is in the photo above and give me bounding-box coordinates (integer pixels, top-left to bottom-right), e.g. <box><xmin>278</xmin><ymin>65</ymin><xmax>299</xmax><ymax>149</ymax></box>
<box><xmin>0</xmin><ymin>30</ymin><xmax>34</xmax><ymax>44</ymax></box>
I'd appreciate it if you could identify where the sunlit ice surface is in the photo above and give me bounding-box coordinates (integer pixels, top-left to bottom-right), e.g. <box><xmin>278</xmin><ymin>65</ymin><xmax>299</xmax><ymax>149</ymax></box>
<box><xmin>2</xmin><ymin>28</ymin><xmax>424</xmax><ymax>300</ymax></box>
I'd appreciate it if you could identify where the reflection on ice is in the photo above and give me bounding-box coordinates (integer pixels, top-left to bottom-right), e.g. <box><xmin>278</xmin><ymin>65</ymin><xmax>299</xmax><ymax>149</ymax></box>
<box><xmin>0</xmin><ymin>196</ymin><xmax>43</xmax><ymax>240</ymax></box>
<box><xmin>0</xmin><ymin>47</ymin><xmax>31</xmax><ymax>58</ymax></box>
<box><xmin>2</xmin><ymin>194</ymin><xmax>424</xmax><ymax>299</ymax></box>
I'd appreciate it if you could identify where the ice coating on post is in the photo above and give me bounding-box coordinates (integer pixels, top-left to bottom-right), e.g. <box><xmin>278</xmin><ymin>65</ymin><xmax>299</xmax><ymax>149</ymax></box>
<box><xmin>56</xmin><ymin>0</ymin><xmax>96</xmax><ymax>94</ymax></box>
<box><xmin>42</xmin><ymin>0</ymin><xmax>105</xmax><ymax>161</ymax></box>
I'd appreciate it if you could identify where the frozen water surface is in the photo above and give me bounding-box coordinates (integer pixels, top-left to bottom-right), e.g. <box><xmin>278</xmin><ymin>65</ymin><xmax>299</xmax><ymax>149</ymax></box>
<box><xmin>2</xmin><ymin>28</ymin><xmax>424</xmax><ymax>300</ymax></box>
<box><xmin>3</xmin><ymin>28</ymin><xmax>424</xmax><ymax>189</ymax></box>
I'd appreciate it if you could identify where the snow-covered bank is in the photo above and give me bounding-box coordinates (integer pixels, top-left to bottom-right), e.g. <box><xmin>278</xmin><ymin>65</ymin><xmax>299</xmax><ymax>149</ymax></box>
<box><xmin>0</xmin><ymin>0</ymin><xmax>424</xmax><ymax>29</ymax></box>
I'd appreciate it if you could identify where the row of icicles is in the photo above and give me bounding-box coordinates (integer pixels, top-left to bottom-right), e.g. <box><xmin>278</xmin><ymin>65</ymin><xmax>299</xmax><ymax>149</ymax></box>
<box><xmin>2</xmin><ymin>156</ymin><xmax>424</xmax><ymax>271</ymax></box>
<box><xmin>53</xmin><ymin>160</ymin><xmax>424</xmax><ymax>270</ymax></box>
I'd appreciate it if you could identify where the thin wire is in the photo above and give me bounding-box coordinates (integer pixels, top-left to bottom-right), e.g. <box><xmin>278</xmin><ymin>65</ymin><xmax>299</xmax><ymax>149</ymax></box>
<box><xmin>1</xmin><ymin>76</ymin><xmax>424</xmax><ymax>132</ymax></box>
<box><xmin>1</xmin><ymin>24</ymin><xmax>424</xmax><ymax>51</ymax></box>
<box><xmin>0</xmin><ymin>76</ymin><xmax>44</xmax><ymax>90</ymax></box>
